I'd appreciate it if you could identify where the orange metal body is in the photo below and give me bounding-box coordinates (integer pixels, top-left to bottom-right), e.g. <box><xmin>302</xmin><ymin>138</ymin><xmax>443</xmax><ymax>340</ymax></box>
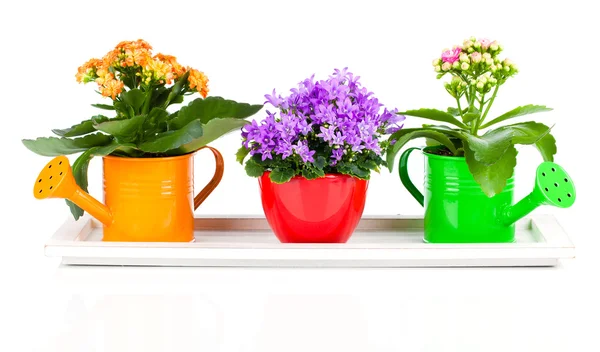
<box><xmin>33</xmin><ymin>147</ymin><xmax>224</xmax><ymax>242</ymax></box>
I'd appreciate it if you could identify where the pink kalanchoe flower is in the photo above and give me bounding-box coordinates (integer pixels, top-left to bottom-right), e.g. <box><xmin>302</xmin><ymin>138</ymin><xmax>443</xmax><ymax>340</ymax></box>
<box><xmin>478</xmin><ymin>38</ymin><xmax>492</xmax><ymax>50</ymax></box>
<box><xmin>441</xmin><ymin>47</ymin><xmax>462</xmax><ymax>63</ymax></box>
<box><xmin>471</xmin><ymin>52</ymin><xmax>482</xmax><ymax>63</ymax></box>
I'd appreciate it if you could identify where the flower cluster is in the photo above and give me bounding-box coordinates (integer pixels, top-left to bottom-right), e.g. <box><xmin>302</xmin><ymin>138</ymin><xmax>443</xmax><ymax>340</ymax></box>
<box><xmin>75</xmin><ymin>39</ymin><xmax>209</xmax><ymax>99</ymax></box>
<box><xmin>387</xmin><ymin>36</ymin><xmax>555</xmax><ymax>197</ymax></box>
<box><xmin>239</xmin><ymin>68</ymin><xmax>403</xmax><ymax>183</ymax></box>
<box><xmin>433</xmin><ymin>37</ymin><xmax>518</xmax><ymax>95</ymax></box>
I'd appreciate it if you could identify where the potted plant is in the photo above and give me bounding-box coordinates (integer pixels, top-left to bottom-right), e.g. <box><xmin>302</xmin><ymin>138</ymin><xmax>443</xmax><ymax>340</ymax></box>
<box><xmin>386</xmin><ymin>37</ymin><xmax>575</xmax><ymax>243</ymax></box>
<box><xmin>238</xmin><ymin>68</ymin><xmax>403</xmax><ymax>243</ymax></box>
<box><xmin>24</xmin><ymin>39</ymin><xmax>263</xmax><ymax>242</ymax></box>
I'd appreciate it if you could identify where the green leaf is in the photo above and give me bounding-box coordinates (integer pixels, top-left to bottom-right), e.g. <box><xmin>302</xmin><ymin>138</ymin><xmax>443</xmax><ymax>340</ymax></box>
<box><xmin>462</xmin><ymin>121</ymin><xmax>555</xmax><ymax>165</ymax></box>
<box><xmin>142</xmin><ymin>107</ymin><xmax>170</xmax><ymax>137</ymax></box>
<box><xmin>244</xmin><ymin>158</ymin><xmax>264</xmax><ymax>177</ymax></box>
<box><xmin>121</xmin><ymin>89</ymin><xmax>146</xmax><ymax>113</ymax></box>
<box><xmin>498</xmin><ymin>122</ymin><xmax>556</xmax><ymax>162</ymax></box>
<box><xmin>94</xmin><ymin>115</ymin><xmax>146</xmax><ymax>143</ymax></box>
<box><xmin>313</xmin><ymin>155</ymin><xmax>327</xmax><ymax>170</ymax></box>
<box><xmin>338</xmin><ymin>162</ymin><xmax>370</xmax><ymax>179</ymax></box>
<box><xmin>269</xmin><ymin>167</ymin><xmax>295</xmax><ymax>183</ymax></box>
<box><xmin>358</xmin><ymin>159</ymin><xmax>379</xmax><ymax>171</ymax></box>
<box><xmin>447</xmin><ymin>107</ymin><xmax>461</xmax><ymax>116</ymax></box>
<box><xmin>462</xmin><ymin>106</ymin><xmax>481</xmax><ymax>124</ymax></box>
<box><xmin>400</xmin><ymin>108</ymin><xmax>468</xmax><ymax>129</ymax></box>
<box><xmin>169</xmin><ymin>118</ymin><xmax>249</xmax><ymax>155</ymax></box>
<box><xmin>66</xmin><ymin>141</ymin><xmax>123</xmax><ymax>220</ymax></box>
<box><xmin>461</xmin><ymin>130</ymin><xmax>512</xmax><ymax>165</ymax></box>
<box><xmin>302</xmin><ymin>167</ymin><xmax>325</xmax><ymax>180</ymax></box>
<box><xmin>91</xmin><ymin>104</ymin><xmax>115</xmax><ymax>110</ymax></box>
<box><xmin>113</xmin><ymin>101</ymin><xmax>132</xmax><ymax>118</ymax></box>
<box><xmin>138</xmin><ymin>119</ymin><xmax>203</xmax><ymax>153</ymax></box>
<box><xmin>52</xmin><ymin>115</ymin><xmax>109</xmax><ymax>137</ymax></box>
<box><xmin>480</xmin><ymin>105</ymin><xmax>553</xmax><ymax>129</ymax></box>
<box><xmin>436</xmin><ymin>72</ymin><xmax>447</xmax><ymax>79</ymax></box>
<box><xmin>171</xmin><ymin>95</ymin><xmax>184</xmax><ymax>105</ymax></box>
<box><xmin>464</xmin><ymin>143</ymin><xmax>517</xmax><ymax>197</ymax></box>
<box><xmin>165</xmin><ymin>71</ymin><xmax>190</xmax><ymax>105</ymax></box>
<box><xmin>22</xmin><ymin>133</ymin><xmax>113</xmax><ymax>156</ymax></box>
<box><xmin>386</xmin><ymin>129</ymin><xmax>458</xmax><ymax>171</ymax></box>
<box><xmin>151</xmin><ymin>86</ymin><xmax>169</xmax><ymax>107</ymax></box>
<box><xmin>170</xmin><ymin>97</ymin><xmax>263</xmax><ymax>129</ymax></box>
<box><xmin>236</xmin><ymin>146</ymin><xmax>250</xmax><ymax>164</ymax></box>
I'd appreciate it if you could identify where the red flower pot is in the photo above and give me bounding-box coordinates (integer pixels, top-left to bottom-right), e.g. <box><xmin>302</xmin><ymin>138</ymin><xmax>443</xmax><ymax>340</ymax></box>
<box><xmin>259</xmin><ymin>172</ymin><xmax>368</xmax><ymax>243</ymax></box>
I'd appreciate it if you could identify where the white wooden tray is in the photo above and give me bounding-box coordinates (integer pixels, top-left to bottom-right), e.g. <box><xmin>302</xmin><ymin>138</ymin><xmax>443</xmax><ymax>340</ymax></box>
<box><xmin>44</xmin><ymin>214</ymin><xmax>575</xmax><ymax>267</ymax></box>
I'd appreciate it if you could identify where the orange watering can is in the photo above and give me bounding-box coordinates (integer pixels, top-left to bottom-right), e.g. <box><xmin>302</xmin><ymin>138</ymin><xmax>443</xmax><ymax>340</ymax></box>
<box><xmin>32</xmin><ymin>147</ymin><xmax>224</xmax><ymax>242</ymax></box>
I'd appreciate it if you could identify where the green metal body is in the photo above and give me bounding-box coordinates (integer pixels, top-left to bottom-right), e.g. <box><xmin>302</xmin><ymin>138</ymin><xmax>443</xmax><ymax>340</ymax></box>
<box><xmin>399</xmin><ymin>147</ymin><xmax>576</xmax><ymax>243</ymax></box>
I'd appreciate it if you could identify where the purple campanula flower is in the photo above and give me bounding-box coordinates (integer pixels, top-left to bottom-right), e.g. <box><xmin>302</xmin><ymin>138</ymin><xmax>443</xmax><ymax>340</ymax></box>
<box><xmin>317</xmin><ymin>125</ymin><xmax>336</xmax><ymax>143</ymax></box>
<box><xmin>276</xmin><ymin>113</ymin><xmax>298</xmax><ymax>139</ymax></box>
<box><xmin>330</xmin><ymin>148</ymin><xmax>344</xmax><ymax>166</ymax></box>
<box><xmin>264</xmin><ymin>89</ymin><xmax>283</xmax><ymax>107</ymax></box>
<box><xmin>297</xmin><ymin>118</ymin><xmax>312</xmax><ymax>135</ymax></box>
<box><xmin>331</xmin><ymin>67</ymin><xmax>350</xmax><ymax>82</ymax></box>
<box><xmin>261</xmin><ymin>152</ymin><xmax>273</xmax><ymax>161</ymax></box>
<box><xmin>275</xmin><ymin>140</ymin><xmax>293</xmax><ymax>160</ymax></box>
<box><xmin>240</xmin><ymin>68</ymin><xmax>402</xmax><ymax>173</ymax></box>
<box><xmin>293</xmin><ymin>140</ymin><xmax>315</xmax><ymax>163</ymax></box>
<box><xmin>331</xmin><ymin>131</ymin><xmax>345</xmax><ymax>146</ymax></box>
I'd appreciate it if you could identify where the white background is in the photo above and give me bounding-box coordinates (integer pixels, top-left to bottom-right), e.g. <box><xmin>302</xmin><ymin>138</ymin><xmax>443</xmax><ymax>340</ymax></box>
<box><xmin>1</xmin><ymin>0</ymin><xmax>599</xmax><ymax>351</ymax></box>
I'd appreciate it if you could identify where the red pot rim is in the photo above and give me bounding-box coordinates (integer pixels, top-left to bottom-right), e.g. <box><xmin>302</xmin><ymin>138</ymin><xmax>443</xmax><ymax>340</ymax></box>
<box><xmin>262</xmin><ymin>171</ymin><xmax>365</xmax><ymax>181</ymax></box>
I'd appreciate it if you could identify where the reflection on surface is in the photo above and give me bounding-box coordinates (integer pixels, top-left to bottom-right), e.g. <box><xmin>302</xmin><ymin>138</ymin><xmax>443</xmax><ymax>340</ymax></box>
<box><xmin>41</xmin><ymin>267</ymin><xmax>224</xmax><ymax>352</ymax></box>
<box><xmin>43</xmin><ymin>294</ymin><xmax>222</xmax><ymax>352</ymax></box>
<box><xmin>36</xmin><ymin>263</ymin><xmax>576</xmax><ymax>351</ymax></box>
<box><xmin>251</xmin><ymin>295</ymin><xmax>369</xmax><ymax>352</ymax></box>
<box><xmin>43</xmin><ymin>266</ymin><xmax>375</xmax><ymax>352</ymax></box>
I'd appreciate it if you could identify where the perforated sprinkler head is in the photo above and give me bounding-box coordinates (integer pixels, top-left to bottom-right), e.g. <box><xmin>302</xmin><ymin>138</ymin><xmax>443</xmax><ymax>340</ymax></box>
<box><xmin>33</xmin><ymin>156</ymin><xmax>78</xmax><ymax>200</ymax></box>
<box><xmin>533</xmin><ymin>162</ymin><xmax>576</xmax><ymax>208</ymax></box>
<box><xmin>502</xmin><ymin>161</ymin><xmax>576</xmax><ymax>225</ymax></box>
<box><xmin>32</xmin><ymin>155</ymin><xmax>113</xmax><ymax>225</ymax></box>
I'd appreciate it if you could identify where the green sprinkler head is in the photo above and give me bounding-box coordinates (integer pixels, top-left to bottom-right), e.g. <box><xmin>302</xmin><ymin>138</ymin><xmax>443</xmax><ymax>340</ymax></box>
<box><xmin>502</xmin><ymin>162</ymin><xmax>576</xmax><ymax>225</ymax></box>
<box><xmin>532</xmin><ymin>162</ymin><xmax>576</xmax><ymax>208</ymax></box>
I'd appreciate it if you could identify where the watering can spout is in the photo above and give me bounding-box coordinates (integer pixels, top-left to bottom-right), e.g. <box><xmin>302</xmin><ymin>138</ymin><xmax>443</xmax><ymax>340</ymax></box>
<box><xmin>501</xmin><ymin>161</ymin><xmax>576</xmax><ymax>226</ymax></box>
<box><xmin>33</xmin><ymin>155</ymin><xmax>113</xmax><ymax>226</ymax></box>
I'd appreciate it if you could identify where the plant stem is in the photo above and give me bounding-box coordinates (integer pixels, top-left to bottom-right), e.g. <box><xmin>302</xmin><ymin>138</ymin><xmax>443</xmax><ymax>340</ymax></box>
<box><xmin>479</xmin><ymin>92</ymin><xmax>486</xmax><ymax>116</ymax></box>
<box><xmin>455</xmin><ymin>96</ymin><xmax>464</xmax><ymax>120</ymax></box>
<box><xmin>475</xmin><ymin>84</ymin><xmax>500</xmax><ymax>133</ymax></box>
<box><xmin>142</xmin><ymin>87</ymin><xmax>152</xmax><ymax>115</ymax></box>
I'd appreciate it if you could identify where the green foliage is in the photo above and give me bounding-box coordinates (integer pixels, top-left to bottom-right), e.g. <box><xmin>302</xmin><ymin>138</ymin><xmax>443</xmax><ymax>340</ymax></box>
<box><xmin>169</xmin><ymin>118</ymin><xmax>250</xmax><ymax>155</ymax></box>
<box><xmin>23</xmin><ymin>74</ymin><xmax>263</xmax><ymax>219</ymax></box>
<box><xmin>22</xmin><ymin>133</ymin><xmax>113</xmax><ymax>156</ymax></box>
<box><xmin>386</xmin><ymin>129</ymin><xmax>458</xmax><ymax>171</ymax></box>
<box><xmin>479</xmin><ymin>105</ymin><xmax>552</xmax><ymax>129</ymax></box>
<box><xmin>269</xmin><ymin>168</ymin><xmax>296</xmax><ymax>183</ymax></box>
<box><xmin>399</xmin><ymin>108</ymin><xmax>468</xmax><ymax>129</ymax></box>
<box><xmin>464</xmin><ymin>144</ymin><xmax>518</xmax><ymax>197</ymax></box>
<box><xmin>244</xmin><ymin>158</ymin><xmax>264</xmax><ymax>177</ymax></box>
<box><xmin>387</xmin><ymin>41</ymin><xmax>557</xmax><ymax>197</ymax></box>
<box><xmin>239</xmin><ymin>146</ymin><xmax>385</xmax><ymax>182</ymax></box>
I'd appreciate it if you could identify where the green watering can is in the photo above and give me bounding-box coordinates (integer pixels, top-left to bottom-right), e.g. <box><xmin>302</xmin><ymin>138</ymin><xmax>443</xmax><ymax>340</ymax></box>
<box><xmin>399</xmin><ymin>147</ymin><xmax>576</xmax><ymax>243</ymax></box>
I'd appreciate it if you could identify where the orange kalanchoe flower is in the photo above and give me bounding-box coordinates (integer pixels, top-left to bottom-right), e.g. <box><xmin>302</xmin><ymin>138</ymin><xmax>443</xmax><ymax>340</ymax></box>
<box><xmin>101</xmin><ymin>78</ymin><xmax>125</xmax><ymax>100</ymax></box>
<box><xmin>75</xmin><ymin>58</ymin><xmax>103</xmax><ymax>83</ymax></box>
<box><xmin>94</xmin><ymin>68</ymin><xmax>112</xmax><ymax>85</ymax></box>
<box><xmin>75</xmin><ymin>39</ymin><xmax>209</xmax><ymax>100</ymax></box>
<box><xmin>144</xmin><ymin>59</ymin><xmax>174</xmax><ymax>85</ymax></box>
<box><xmin>154</xmin><ymin>53</ymin><xmax>185</xmax><ymax>77</ymax></box>
<box><xmin>188</xmin><ymin>68</ymin><xmax>209</xmax><ymax>98</ymax></box>
<box><xmin>123</xmin><ymin>47</ymin><xmax>151</xmax><ymax>67</ymax></box>
<box><xmin>109</xmin><ymin>39</ymin><xmax>153</xmax><ymax>68</ymax></box>
<box><xmin>115</xmin><ymin>39</ymin><xmax>152</xmax><ymax>51</ymax></box>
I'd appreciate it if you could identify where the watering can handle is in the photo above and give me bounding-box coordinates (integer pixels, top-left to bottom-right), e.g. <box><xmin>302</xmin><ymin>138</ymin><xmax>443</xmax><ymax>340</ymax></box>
<box><xmin>194</xmin><ymin>146</ymin><xmax>225</xmax><ymax>210</ymax></box>
<box><xmin>398</xmin><ymin>147</ymin><xmax>424</xmax><ymax>207</ymax></box>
